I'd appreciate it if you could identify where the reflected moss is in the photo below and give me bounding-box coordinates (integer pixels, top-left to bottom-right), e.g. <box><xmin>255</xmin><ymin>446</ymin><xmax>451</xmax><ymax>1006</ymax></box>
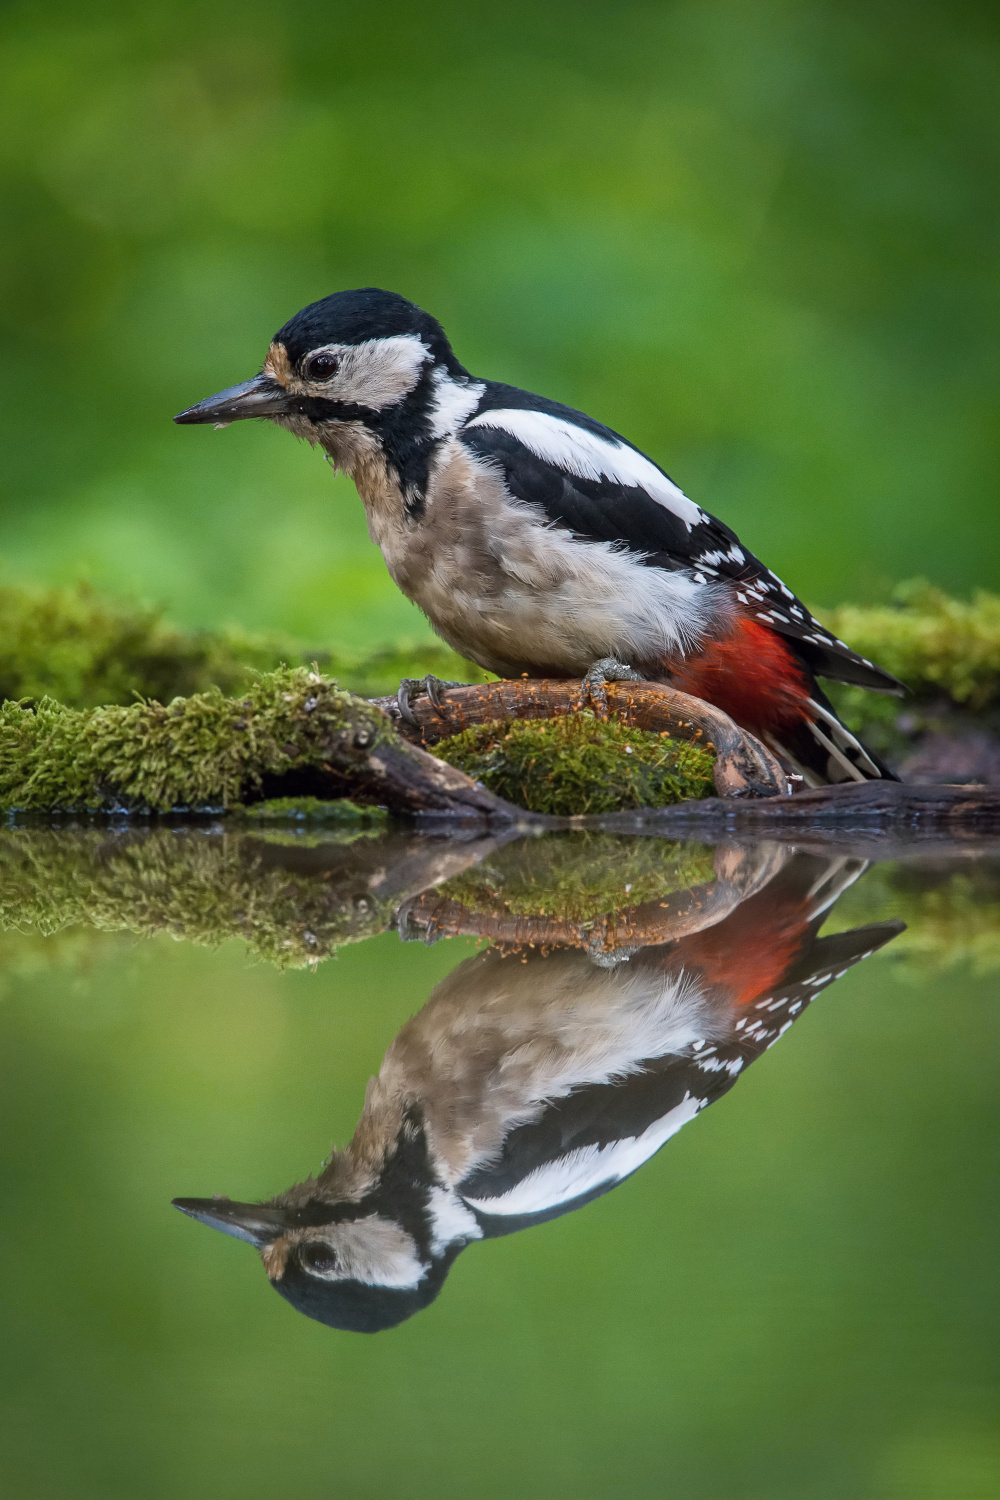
<box><xmin>436</xmin><ymin>833</ymin><xmax>717</xmax><ymax>923</ymax></box>
<box><xmin>0</xmin><ymin>828</ymin><xmax>720</xmax><ymax>967</ymax></box>
<box><xmin>827</xmin><ymin>859</ymin><xmax>1000</xmax><ymax>977</ymax></box>
<box><xmin>0</xmin><ymin>827</ymin><xmax>408</xmax><ymax>967</ymax></box>
<box><xmin>231</xmin><ymin>798</ymin><xmax>388</xmax><ymax>838</ymax></box>
<box><xmin>0</xmin><ymin>826</ymin><xmax>997</xmax><ymax>980</ymax></box>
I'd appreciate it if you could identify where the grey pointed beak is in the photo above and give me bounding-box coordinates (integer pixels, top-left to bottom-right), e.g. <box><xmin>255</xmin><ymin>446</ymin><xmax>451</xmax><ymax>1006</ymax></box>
<box><xmin>173</xmin><ymin>374</ymin><xmax>291</xmax><ymax>426</ymax></box>
<box><xmin>172</xmin><ymin>1196</ymin><xmax>295</xmax><ymax>1248</ymax></box>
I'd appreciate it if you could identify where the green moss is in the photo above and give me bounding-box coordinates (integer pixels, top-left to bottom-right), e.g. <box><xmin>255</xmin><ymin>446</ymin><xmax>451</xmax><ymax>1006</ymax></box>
<box><xmin>823</xmin><ymin>580</ymin><xmax>1000</xmax><ymax>708</ymax></box>
<box><xmin>821</xmin><ymin>580</ymin><xmax>1000</xmax><ymax>754</ymax></box>
<box><xmin>433</xmin><ymin>714</ymin><xmax>715</xmax><ymax>816</ymax></box>
<box><xmin>0</xmin><ymin>581</ymin><xmax>291</xmax><ymax>707</ymax></box>
<box><xmin>437</xmin><ymin>832</ymin><xmax>716</xmax><ymax>923</ymax></box>
<box><xmin>0</xmin><ymin>666</ymin><xmax>390</xmax><ymax>812</ymax></box>
<box><xmin>0</xmin><ymin>580</ymin><xmax>480</xmax><ymax>708</ymax></box>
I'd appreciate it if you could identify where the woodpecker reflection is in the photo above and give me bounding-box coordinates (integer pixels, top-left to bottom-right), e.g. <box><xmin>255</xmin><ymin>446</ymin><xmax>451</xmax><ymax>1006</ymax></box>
<box><xmin>175</xmin><ymin>851</ymin><xmax>901</xmax><ymax>1333</ymax></box>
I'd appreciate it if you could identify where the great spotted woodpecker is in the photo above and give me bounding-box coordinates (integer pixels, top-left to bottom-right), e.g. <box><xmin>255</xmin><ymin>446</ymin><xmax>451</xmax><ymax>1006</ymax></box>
<box><xmin>173</xmin><ymin>852</ymin><xmax>902</xmax><ymax>1333</ymax></box>
<box><xmin>175</xmin><ymin>288</ymin><xmax>903</xmax><ymax>785</ymax></box>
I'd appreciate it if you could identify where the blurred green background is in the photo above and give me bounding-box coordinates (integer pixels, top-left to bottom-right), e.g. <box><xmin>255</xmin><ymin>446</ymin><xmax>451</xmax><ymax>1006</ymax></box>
<box><xmin>2</xmin><ymin>9</ymin><xmax>999</xmax><ymax>1494</ymax></box>
<box><xmin>1</xmin><ymin>0</ymin><xmax>997</xmax><ymax>650</ymax></box>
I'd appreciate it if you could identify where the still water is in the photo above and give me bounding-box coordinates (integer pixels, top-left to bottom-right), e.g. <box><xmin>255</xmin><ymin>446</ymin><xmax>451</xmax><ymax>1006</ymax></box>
<box><xmin>0</xmin><ymin>825</ymin><xmax>997</xmax><ymax>1499</ymax></box>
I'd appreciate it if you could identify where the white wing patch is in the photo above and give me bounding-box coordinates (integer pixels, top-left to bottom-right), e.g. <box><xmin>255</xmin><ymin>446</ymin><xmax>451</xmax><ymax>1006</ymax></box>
<box><xmin>463</xmin><ymin>1093</ymin><xmax>705</xmax><ymax>1218</ymax></box>
<box><xmin>465</xmin><ymin>408</ymin><xmax>705</xmax><ymax>530</ymax></box>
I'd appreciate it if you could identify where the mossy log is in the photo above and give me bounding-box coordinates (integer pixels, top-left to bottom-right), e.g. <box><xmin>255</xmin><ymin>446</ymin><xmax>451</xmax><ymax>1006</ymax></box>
<box><xmin>0</xmin><ymin>668</ymin><xmax>519</xmax><ymax>820</ymax></box>
<box><xmin>0</xmin><ymin>667</ymin><xmax>787</xmax><ymax>819</ymax></box>
<box><xmin>374</xmin><ymin>678</ymin><xmax>789</xmax><ymax>800</ymax></box>
<box><xmin>3</xmin><ymin>665</ymin><xmax>999</xmax><ymax>825</ymax></box>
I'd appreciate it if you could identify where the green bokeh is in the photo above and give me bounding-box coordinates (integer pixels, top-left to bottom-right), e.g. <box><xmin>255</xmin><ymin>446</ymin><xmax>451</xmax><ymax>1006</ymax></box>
<box><xmin>1</xmin><ymin>0</ymin><xmax>997</xmax><ymax>646</ymax></box>
<box><xmin>0</xmin><ymin>883</ymin><xmax>997</xmax><ymax>1500</ymax></box>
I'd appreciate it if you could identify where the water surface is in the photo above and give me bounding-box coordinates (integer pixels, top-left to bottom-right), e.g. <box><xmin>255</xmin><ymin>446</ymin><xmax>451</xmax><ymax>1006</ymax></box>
<box><xmin>0</xmin><ymin>825</ymin><xmax>996</xmax><ymax>1499</ymax></box>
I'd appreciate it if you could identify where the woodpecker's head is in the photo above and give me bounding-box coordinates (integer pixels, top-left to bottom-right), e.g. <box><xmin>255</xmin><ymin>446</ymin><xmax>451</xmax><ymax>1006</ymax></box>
<box><xmin>174</xmin><ymin>288</ymin><xmax>477</xmax><ymax>477</ymax></box>
<box><xmin>172</xmin><ymin>1106</ymin><xmax>473</xmax><ymax>1334</ymax></box>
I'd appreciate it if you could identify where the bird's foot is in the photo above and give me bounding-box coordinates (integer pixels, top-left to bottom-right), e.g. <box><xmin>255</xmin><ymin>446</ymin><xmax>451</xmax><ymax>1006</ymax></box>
<box><xmin>582</xmin><ymin>657</ymin><xmax>645</xmax><ymax>718</ymax></box>
<box><xmin>396</xmin><ymin>675</ymin><xmax>463</xmax><ymax>727</ymax></box>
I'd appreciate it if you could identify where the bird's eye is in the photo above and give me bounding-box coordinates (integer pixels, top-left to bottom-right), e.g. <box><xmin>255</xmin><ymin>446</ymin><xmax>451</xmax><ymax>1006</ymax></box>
<box><xmin>301</xmin><ymin>1242</ymin><xmax>338</xmax><ymax>1274</ymax></box>
<box><xmin>304</xmin><ymin>352</ymin><xmax>340</xmax><ymax>382</ymax></box>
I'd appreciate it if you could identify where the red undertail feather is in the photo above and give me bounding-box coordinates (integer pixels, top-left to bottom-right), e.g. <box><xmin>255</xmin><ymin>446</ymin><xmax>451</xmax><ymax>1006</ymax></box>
<box><xmin>666</xmin><ymin>619</ymin><xmax>812</xmax><ymax>738</ymax></box>
<box><xmin>663</xmin><ymin>617</ymin><xmax>888</xmax><ymax>784</ymax></box>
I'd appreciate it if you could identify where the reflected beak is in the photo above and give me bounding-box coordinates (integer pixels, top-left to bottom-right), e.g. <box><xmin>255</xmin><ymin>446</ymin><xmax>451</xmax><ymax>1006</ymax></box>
<box><xmin>173</xmin><ymin>375</ymin><xmax>291</xmax><ymax>426</ymax></box>
<box><xmin>172</xmin><ymin>1196</ymin><xmax>295</xmax><ymax>1248</ymax></box>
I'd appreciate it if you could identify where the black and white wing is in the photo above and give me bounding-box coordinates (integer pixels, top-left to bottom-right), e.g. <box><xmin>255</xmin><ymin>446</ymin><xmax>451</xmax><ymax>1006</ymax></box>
<box><xmin>460</xmin><ymin>385</ymin><xmax>901</xmax><ymax>693</ymax></box>
<box><xmin>455</xmin><ymin>1050</ymin><xmax>730</xmax><ymax>1238</ymax></box>
<box><xmin>456</xmin><ymin>918</ymin><xmax>902</xmax><ymax>1239</ymax></box>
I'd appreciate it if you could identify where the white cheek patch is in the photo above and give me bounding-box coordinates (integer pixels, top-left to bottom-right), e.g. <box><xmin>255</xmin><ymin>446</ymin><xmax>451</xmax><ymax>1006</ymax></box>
<box><xmin>464</xmin><ymin>1094</ymin><xmax>705</xmax><ymax>1218</ymax></box>
<box><xmin>310</xmin><ymin>1215</ymin><xmax>427</xmax><ymax>1288</ymax></box>
<box><xmin>466</xmin><ymin>408</ymin><xmax>705</xmax><ymax>530</ymax></box>
<box><xmin>305</xmin><ymin>335</ymin><xmax>430</xmax><ymax>410</ymax></box>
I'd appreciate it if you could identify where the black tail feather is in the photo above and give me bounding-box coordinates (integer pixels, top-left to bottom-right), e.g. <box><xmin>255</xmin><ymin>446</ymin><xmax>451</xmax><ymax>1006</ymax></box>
<box><xmin>767</xmin><ymin>683</ymin><xmax>900</xmax><ymax>787</ymax></box>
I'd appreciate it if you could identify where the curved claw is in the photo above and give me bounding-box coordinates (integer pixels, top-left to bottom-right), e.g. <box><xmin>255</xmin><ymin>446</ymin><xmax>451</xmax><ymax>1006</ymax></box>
<box><xmin>581</xmin><ymin>657</ymin><xmax>645</xmax><ymax>719</ymax></box>
<box><xmin>396</xmin><ymin>678</ymin><xmax>422</xmax><ymax>727</ymax></box>
<box><xmin>425</xmin><ymin>675</ymin><xmax>462</xmax><ymax>713</ymax></box>
<box><xmin>396</xmin><ymin>674</ymin><xmax>464</xmax><ymax>725</ymax></box>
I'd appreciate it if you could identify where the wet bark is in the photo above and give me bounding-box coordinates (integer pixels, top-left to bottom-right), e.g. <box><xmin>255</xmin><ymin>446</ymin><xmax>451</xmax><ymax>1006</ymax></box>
<box><xmin>258</xmin><ymin>731</ymin><xmax>526</xmax><ymax>822</ymax></box>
